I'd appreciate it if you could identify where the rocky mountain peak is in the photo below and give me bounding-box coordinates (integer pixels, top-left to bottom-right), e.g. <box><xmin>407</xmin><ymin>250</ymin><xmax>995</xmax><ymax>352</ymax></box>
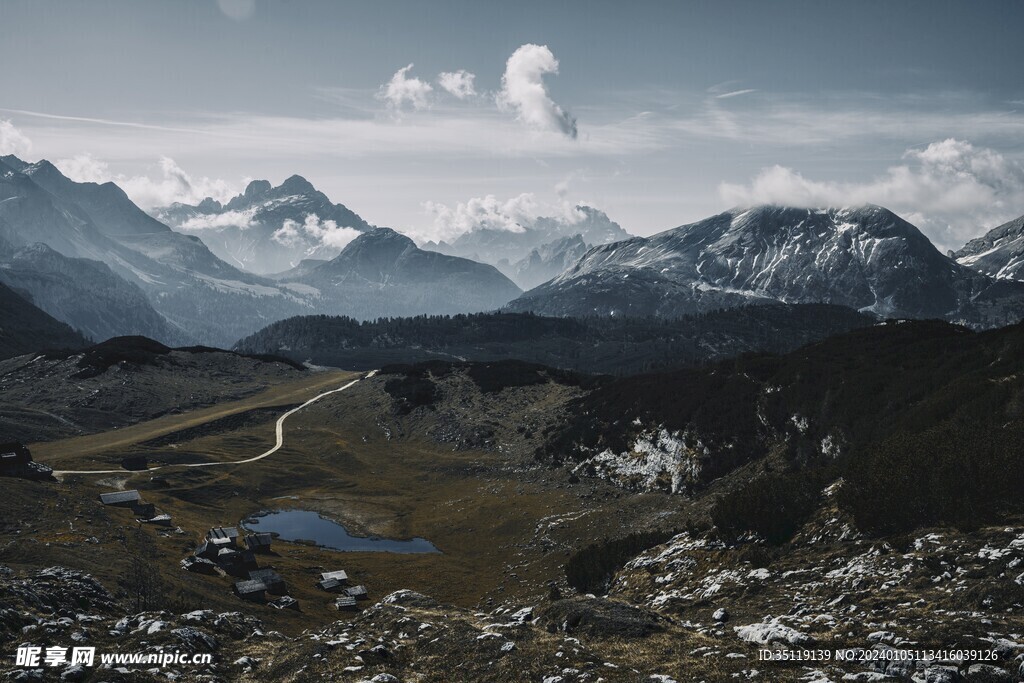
<box><xmin>278</xmin><ymin>174</ymin><xmax>316</xmax><ymax>195</ymax></box>
<box><xmin>196</xmin><ymin>197</ymin><xmax>223</xmax><ymax>213</ymax></box>
<box><xmin>243</xmin><ymin>179</ymin><xmax>272</xmax><ymax>198</ymax></box>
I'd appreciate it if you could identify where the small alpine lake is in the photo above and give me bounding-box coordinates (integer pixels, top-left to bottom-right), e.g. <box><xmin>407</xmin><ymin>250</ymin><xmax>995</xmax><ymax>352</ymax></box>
<box><xmin>242</xmin><ymin>509</ymin><xmax>440</xmax><ymax>554</ymax></box>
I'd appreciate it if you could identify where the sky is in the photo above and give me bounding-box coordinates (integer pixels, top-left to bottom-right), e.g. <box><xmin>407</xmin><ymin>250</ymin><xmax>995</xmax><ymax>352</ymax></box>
<box><xmin>1</xmin><ymin>0</ymin><xmax>1024</xmax><ymax>251</ymax></box>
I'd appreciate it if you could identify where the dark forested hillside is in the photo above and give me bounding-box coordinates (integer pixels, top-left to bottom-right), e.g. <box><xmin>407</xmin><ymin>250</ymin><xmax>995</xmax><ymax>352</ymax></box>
<box><xmin>234</xmin><ymin>304</ymin><xmax>874</xmax><ymax>375</ymax></box>
<box><xmin>0</xmin><ymin>281</ymin><xmax>89</xmax><ymax>359</ymax></box>
<box><xmin>535</xmin><ymin>317</ymin><xmax>1024</xmax><ymax>534</ymax></box>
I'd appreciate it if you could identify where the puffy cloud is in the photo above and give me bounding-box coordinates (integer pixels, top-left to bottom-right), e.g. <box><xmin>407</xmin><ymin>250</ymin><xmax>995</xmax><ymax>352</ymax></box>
<box><xmin>378</xmin><ymin>64</ymin><xmax>433</xmax><ymax>111</ymax></box>
<box><xmin>272</xmin><ymin>213</ymin><xmax>362</xmax><ymax>252</ymax></box>
<box><xmin>49</xmin><ymin>154</ymin><xmax>239</xmax><ymax>209</ymax></box>
<box><xmin>423</xmin><ymin>192</ymin><xmax>590</xmax><ymax>242</ymax></box>
<box><xmin>114</xmin><ymin>157</ymin><xmax>238</xmax><ymax>209</ymax></box>
<box><xmin>179</xmin><ymin>209</ymin><xmax>257</xmax><ymax>231</ymax></box>
<box><xmin>0</xmin><ymin>119</ymin><xmax>32</xmax><ymax>157</ymax></box>
<box><xmin>718</xmin><ymin>139</ymin><xmax>1024</xmax><ymax>250</ymax></box>
<box><xmin>437</xmin><ymin>70</ymin><xmax>477</xmax><ymax>99</ymax></box>
<box><xmin>54</xmin><ymin>153</ymin><xmax>110</xmax><ymax>183</ymax></box>
<box><xmin>497</xmin><ymin>44</ymin><xmax>577</xmax><ymax>138</ymax></box>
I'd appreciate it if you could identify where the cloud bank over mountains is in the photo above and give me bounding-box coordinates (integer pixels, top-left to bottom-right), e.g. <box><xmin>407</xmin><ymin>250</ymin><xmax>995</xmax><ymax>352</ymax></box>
<box><xmin>52</xmin><ymin>153</ymin><xmax>240</xmax><ymax>209</ymax></box>
<box><xmin>422</xmin><ymin>192</ymin><xmax>594</xmax><ymax>243</ymax></box>
<box><xmin>272</xmin><ymin>213</ymin><xmax>362</xmax><ymax>251</ymax></box>
<box><xmin>720</xmin><ymin>139</ymin><xmax>1024</xmax><ymax>251</ymax></box>
<box><xmin>0</xmin><ymin>119</ymin><xmax>32</xmax><ymax>157</ymax></box>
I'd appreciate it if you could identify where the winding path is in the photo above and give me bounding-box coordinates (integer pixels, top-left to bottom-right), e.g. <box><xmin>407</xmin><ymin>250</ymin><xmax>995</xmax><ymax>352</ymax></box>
<box><xmin>52</xmin><ymin>371</ymin><xmax>375</xmax><ymax>476</ymax></box>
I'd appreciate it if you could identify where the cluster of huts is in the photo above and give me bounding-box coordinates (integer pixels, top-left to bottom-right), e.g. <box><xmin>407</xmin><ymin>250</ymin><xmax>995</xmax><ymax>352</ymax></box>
<box><xmin>182</xmin><ymin>526</ymin><xmax>300</xmax><ymax>610</ymax></box>
<box><xmin>98</xmin><ymin>489</ymin><xmax>172</xmax><ymax>526</ymax></box>
<box><xmin>100</xmin><ymin>489</ymin><xmax>370</xmax><ymax>611</ymax></box>
<box><xmin>317</xmin><ymin>570</ymin><xmax>369</xmax><ymax>612</ymax></box>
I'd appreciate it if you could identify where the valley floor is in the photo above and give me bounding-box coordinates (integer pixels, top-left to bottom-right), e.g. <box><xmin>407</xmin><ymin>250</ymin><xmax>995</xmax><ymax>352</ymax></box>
<box><xmin>3</xmin><ymin>367</ymin><xmax>1024</xmax><ymax>682</ymax></box>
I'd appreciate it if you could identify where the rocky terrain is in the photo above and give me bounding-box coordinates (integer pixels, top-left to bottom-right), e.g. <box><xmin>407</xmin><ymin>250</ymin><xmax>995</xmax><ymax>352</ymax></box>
<box><xmin>4</xmin><ymin>320</ymin><xmax>1024</xmax><ymax>682</ymax></box>
<box><xmin>4</xmin><ymin>501</ymin><xmax>1024</xmax><ymax>682</ymax></box>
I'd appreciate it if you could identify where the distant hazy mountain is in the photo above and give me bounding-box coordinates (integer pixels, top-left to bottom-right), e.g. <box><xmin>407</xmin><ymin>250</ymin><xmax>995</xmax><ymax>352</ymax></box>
<box><xmin>153</xmin><ymin>176</ymin><xmax>374</xmax><ymax>274</ymax></box>
<box><xmin>0</xmin><ymin>280</ymin><xmax>88</xmax><ymax>360</ymax></box>
<box><xmin>423</xmin><ymin>205</ymin><xmax>629</xmax><ymax>272</ymax></box>
<box><xmin>0</xmin><ymin>156</ymin><xmax>314</xmax><ymax>347</ymax></box>
<box><xmin>507</xmin><ymin>205</ymin><xmax>1024</xmax><ymax>328</ymax></box>
<box><xmin>281</xmin><ymin>228</ymin><xmax>522</xmax><ymax>318</ymax></box>
<box><xmin>954</xmin><ymin>213</ymin><xmax>1024</xmax><ymax>280</ymax></box>
<box><xmin>508</xmin><ymin>234</ymin><xmax>589</xmax><ymax>290</ymax></box>
<box><xmin>0</xmin><ymin>243</ymin><xmax>180</xmax><ymax>344</ymax></box>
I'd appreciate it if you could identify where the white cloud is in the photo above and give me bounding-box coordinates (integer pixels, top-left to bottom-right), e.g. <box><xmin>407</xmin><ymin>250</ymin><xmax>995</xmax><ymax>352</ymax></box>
<box><xmin>378</xmin><ymin>64</ymin><xmax>433</xmax><ymax>112</ymax></box>
<box><xmin>437</xmin><ymin>70</ymin><xmax>477</xmax><ymax>99</ymax></box>
<box><xmin>50</xmin><ymin>153</ymin><xmax>240</xmax><ymax>209</ymax></box>
<box><xmin>272</xmin><ymin>213</ymin><xmax>362</xmax><ymax>252</ymax></box>
<box><xmin>422</xmin><ymin>192</ymin><xmax>590</xmax><ymax>242</ymax></box>
<box><xmin>95</xmin><ymin>157</ymin><xmax>239</xmax><ymax>209</ymax></box>
<box><xmin>497</xmin><ymin>44</ymin><xmax>577</xmax><ymax>138</ymax></box>
<box><xmin>718</xmin><ymin>138</ymin><xmax>1024</xmax><ymax>250</ymax></box>
<box><xmin>54</xmin><ymin>153</ymin><xmax>110</xmax><ymax>183</ymax></box>
<box><xmin>0</xmin><ymin>119</ymin><xmax>32</xmax><ymax>157</ymax></box>
<box><xmin>715</xmin><ymin>89</ymin><xmax>757</xmax><ymax>99</ymax></box>
<box><xmin>179</xmin><ymin>209</ymin><xmax>257</xmax><ymax>231</ymax></box>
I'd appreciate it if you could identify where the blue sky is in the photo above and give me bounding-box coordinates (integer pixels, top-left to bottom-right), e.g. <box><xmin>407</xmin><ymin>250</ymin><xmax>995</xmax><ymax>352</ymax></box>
<box><xmin>1</xmin><ymin>0</ymin><xmax>1023</xmax><ymax>249</ymax></box>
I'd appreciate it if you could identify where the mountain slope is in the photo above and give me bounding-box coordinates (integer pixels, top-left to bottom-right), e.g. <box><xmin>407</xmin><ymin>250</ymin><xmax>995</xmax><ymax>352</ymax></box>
<box><xmin>0</xmin><ymin>243</ymin><xmax>180</xmax><ymax>344</ymax></box>
<box><xmin>153</xmin><ymin>176</ymin><xmax>374</xmax><ymax>274</ymax></box>
<box><xmin>0</xmin><ymin>280</ymin><xmax>89</xmax><ymax>359</ymax></box>
<box><xmin>0</xmin><ymin>158</ymin><xmax>314</xmax><ymax>346</ymax></box>
<box><xmin>508</xmin><ymin>205</ymin><xmax>1024</xmax><ymax>327</ymax></box>
<box><xmin>953</xmin><ymin>213</ymin><xmax>1024</xmax><ymax>280</ymax></box>
<box><xmin>508</xmin><ymin>234</ymin><xmax>589</xmax><ymax>290</ymax></box>
<box><xmin>286</xmin><ymin>228</ymin><xmax>522</xmax><ymax>319</ymax></box>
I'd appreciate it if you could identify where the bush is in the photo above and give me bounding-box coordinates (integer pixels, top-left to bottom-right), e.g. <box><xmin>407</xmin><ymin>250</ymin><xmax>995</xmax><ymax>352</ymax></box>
<box><xmin>383</xmin><ymin>370</ymin><xmax>438</xmax><ymax>414</ymax></box>
<box><xmin>840</xmin><ymin>422</ymin><xmax>1024</xmax><ymax>535</ymax></box>
<box><xmin>711</xmin><ymin>471</ymin><xmax>823</xmax><ymax>545</ymax></box>
<box><xmin>565</xmin><ymin>529</ymin><xmax>677</xmax><ymax>594</ymax></box>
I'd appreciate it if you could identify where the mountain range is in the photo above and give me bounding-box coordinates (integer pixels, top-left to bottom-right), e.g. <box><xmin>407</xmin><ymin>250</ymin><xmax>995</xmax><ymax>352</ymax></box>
<box><xmin>0</xmin><ymin>157</ymin><xmax>523</xmax><ymax>347</ymax></box>
<box><xmin>4</xmin><ymin>149</ymin><xmax>1024</xmax><ymax>350</ymax></box>
<box><xmin>507</xmin><ymin>205</ymin><xmax>1024</xmax><ymax>328</ymax></box>
<box><xmin>153</xmin><ymin>176</ymin><xmax>374</xmax><ymax>274</ymax></box>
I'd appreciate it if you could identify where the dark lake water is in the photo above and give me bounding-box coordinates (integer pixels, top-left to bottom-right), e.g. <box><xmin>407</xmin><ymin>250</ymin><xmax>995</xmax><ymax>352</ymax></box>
<box><xmin>242</xmin><ymin>509</ymin><xmax>440</xmax><ymax>554</ymax></box>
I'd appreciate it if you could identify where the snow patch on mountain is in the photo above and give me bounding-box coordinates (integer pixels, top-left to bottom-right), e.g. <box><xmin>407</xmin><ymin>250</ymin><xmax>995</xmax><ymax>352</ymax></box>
<box><xmin>573</xmin><ymin>427</ymin><xmax>708</xmax><ymax>494</ymax></box>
